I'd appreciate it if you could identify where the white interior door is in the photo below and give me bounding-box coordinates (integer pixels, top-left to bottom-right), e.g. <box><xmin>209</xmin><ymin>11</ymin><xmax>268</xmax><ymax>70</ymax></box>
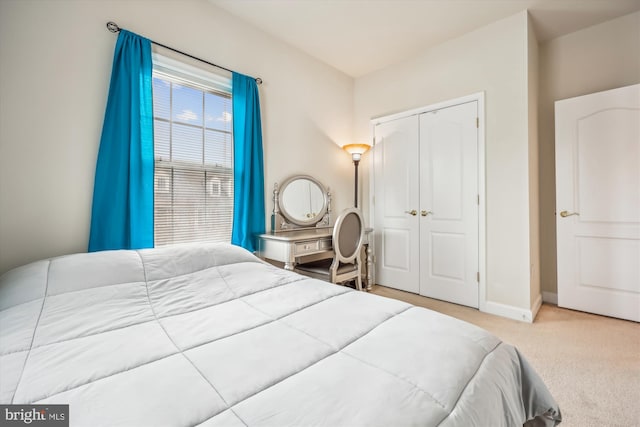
<box><xmin>373</xmin><ymin>115</ymin><xmax>420</xmax><ymax>293</ymax></box>
<box><xmin>419</xmin><ymin>102</ymin><xmax>479</xmax><ymax>308</ymax></box>
<box><xmin>555</xmin><ymin>84</ymin><xmax>640</xmax><ymax>322</ymax></box>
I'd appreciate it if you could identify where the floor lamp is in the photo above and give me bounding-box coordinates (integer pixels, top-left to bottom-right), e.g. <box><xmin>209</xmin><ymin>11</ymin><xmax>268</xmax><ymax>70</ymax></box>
<box><xmin>342</xmin><ymin>144</ymin><xmax>371</xmax><ymax>208</ymax></box>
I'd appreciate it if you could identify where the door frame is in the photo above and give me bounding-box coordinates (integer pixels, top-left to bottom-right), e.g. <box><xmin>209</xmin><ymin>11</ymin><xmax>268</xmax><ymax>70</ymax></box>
<box><xmin>369</xmin><ymin>92</ymin><xmax>487</xmax><ymax>311</ymax></box>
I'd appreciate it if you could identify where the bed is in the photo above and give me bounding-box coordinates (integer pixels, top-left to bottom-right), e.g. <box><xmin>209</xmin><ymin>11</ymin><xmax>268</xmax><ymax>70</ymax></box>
<box><xmin>0</xmin><ymin>243</ymin><xmax>561</xmax><ymax>426</ymax></box>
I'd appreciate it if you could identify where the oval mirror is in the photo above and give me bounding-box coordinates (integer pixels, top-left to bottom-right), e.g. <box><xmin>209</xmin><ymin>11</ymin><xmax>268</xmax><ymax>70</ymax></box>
<box><xmin>278</xmin><ymin>175</ymin><xmax>327</xmax><ymax>226</ymax></box>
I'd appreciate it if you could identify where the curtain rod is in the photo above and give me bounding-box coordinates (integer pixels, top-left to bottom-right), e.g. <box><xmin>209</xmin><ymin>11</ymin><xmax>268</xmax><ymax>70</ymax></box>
<box><xmin>106</xmin><ymin>22</ymin><xmax>263</xmax><ymax>85</ymax></box>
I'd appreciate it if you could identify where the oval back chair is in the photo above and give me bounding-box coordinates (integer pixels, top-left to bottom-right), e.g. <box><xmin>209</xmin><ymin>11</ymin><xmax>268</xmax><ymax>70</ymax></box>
<box><xmin>295</xmin><ymin>208</ymin><xmax>365</xmax><ymax>291</ymax></box>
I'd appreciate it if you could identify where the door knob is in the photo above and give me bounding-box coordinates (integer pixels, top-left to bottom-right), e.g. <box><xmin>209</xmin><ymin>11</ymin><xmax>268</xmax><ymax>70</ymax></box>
<box><xmin>559</xmin><ymin>210</ymin><xmax>579</xmax><ymax>218</ymax></box>
<box><xmin>421</xmin><ymin>210</ymin><xmax>433</xmax><ymax>217</ymax></box>
<box><xmin>404</xmin><ymin>209</ymin><xmax>417</xmax><ymax>216</ymax></box>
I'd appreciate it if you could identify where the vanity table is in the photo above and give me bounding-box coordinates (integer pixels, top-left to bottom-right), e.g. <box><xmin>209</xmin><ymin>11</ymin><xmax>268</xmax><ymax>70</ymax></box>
<box><xmin>255</xmin><ymin>175</ymin><xmax>374</xmax><ymax>290</ymax></box>
<box><xmin>257</xmin><ymin>227</ymin><xmax>332</xmax><ymax>271</ymax></box>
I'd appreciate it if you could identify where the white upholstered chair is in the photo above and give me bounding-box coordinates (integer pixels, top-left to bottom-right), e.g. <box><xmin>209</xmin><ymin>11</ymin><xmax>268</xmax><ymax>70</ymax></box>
<box><xmin>295</xmin><ymin>207</ymin><xmax>365</xmax><ymax>291</ymax></box>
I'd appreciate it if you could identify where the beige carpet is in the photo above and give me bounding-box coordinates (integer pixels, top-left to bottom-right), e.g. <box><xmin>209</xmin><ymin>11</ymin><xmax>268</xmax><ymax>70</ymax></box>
<box><xmin>370</xmin><ymin>285</ymin><xmax>640</xmax><ymax>427</ymax></box>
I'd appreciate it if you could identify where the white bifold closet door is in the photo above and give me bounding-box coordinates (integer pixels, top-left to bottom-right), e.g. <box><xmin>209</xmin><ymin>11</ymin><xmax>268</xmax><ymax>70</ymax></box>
<box><xmin>555</xmin><ymin>84</ymin><xmax>640</xmax><ymax>322</ymax></box>
<box><xmin>374</xmin><ymin>101</ymin><xmax>479</xmax><ymax>308</ymax></box>
<box><xmin>373</xmin><ymin>115</ymin><xmax>421</xmax><ymax>293</ymax></box>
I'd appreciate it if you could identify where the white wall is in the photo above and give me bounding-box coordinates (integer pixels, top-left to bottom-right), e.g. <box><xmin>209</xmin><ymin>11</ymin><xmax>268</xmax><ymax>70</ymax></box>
<box><xmin>355</xmin><ymin>11</ymin><xmax>536</xmax><ymax>315</ymax></box>
<box><xmin>538</xmin><ymin>11</ymin><xmax>640</xmax><ymax>297</ymax></box>
<box><xmin>0</xmin><ymin>0</ymin><xmax>354</xmax><ymax>274</ymax></box>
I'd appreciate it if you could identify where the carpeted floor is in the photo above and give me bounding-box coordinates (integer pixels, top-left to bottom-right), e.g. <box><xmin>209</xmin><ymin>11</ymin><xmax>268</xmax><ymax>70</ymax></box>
<box><xmin>370</xmin><ymin>285</ymin><xmax>640</xmax><ymax>427</ymax></box>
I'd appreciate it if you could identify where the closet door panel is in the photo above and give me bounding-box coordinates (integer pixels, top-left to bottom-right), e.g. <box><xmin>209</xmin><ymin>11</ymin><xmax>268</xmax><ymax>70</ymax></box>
<box><xmin>373</xmin><ymin>115</ymin><xmax>420</xmax><ymax>293</ymax></box>
<box><xmin>419</xmin><ymin>102</ymin><xmax>479</xmax><ymax>308</ymax></box>
<box><xmin>430</xmin><ymin>120</ymin><xmax>463</xmax><ymax>220</ymax></box>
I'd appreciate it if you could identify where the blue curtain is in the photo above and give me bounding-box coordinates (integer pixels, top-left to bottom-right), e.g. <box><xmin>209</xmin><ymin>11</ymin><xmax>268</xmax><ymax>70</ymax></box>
<box><xmin>88</xmin><ymin>30</ymin><xmax>154</xmax><ymax>252</ymax></box>
<box><xmin>231</xmin><ymin>72</ymin><xmax>265</xmax><ymax>252</ymax></box>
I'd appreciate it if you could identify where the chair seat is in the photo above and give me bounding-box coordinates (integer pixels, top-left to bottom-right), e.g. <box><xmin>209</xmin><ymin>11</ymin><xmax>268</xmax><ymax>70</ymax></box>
<box><xmin>295</xmin><ymin>259</ymin><xmax>357</xmax><ymax>276</ymax></box>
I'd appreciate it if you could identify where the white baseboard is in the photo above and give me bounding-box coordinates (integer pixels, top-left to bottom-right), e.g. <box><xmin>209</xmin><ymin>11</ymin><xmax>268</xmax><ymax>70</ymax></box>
<box><xmin>542</xmin><ymin>291</ymin><xmax>558</xmax><ymax>305</ymax></box>
<box><xmin>482</xmin><ymin>297</ymin><xmax>540</xmax><ymax>323</ymax></box>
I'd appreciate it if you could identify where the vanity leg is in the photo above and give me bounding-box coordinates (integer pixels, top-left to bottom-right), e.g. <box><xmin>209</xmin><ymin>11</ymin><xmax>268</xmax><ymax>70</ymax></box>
<box><xmin>366</xmin><ymin>245</ymin><xmax>374</xmax><ymax>291</ymax></box>
<box><xmin>284</xmin><ymin>262</ymin><xmax>295</xmax><ymax>271</ymax></box>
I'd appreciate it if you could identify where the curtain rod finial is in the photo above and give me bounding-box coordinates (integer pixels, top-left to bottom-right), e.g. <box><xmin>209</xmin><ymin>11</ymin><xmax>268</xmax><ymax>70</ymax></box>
<box><xmin>256</xmin><ymin>77</ymin><xmax>263</xmax><ymax>85</ymax></box>
<box><xmin>106</xmin><ymin>22</ymin><xmax>120</xmax><ymax>33</ymax></box>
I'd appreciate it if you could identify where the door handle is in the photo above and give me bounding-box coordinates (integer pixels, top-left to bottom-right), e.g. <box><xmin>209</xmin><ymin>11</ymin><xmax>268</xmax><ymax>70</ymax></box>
<box><xmin>404</xmin><ymin>209</ymin><xmax>417</xmax><ymax>216</ymax></box>
<box><xmin>559</xmin><ymin>210</ymin><xmax>579</xmax><ymax>218</ymax></box>
<box><xmin>421</xmin><ymin>210</ymin><xmax>433</xmax><ymax>217</ymax></box>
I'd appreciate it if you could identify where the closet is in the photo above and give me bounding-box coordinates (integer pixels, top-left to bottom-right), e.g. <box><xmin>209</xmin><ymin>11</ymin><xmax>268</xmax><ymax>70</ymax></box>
<box><xmin>373</xmin><ymin>98</ymin><xmax>480</xmax><ymax>308</ymax></box>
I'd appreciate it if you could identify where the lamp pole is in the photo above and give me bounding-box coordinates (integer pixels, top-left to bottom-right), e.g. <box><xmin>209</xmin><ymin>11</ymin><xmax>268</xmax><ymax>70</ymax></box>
<box><xmin>352</xmin><ymin>154</ymin><xmax>361</xmax><ymax>208</ymax></box>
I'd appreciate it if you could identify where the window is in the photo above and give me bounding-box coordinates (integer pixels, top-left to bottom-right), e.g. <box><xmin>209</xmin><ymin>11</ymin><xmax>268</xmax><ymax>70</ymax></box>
<box><xmin>152</xmin><ymin>56</ymin><xmax>233</xmax><ymax>246</ymax></box>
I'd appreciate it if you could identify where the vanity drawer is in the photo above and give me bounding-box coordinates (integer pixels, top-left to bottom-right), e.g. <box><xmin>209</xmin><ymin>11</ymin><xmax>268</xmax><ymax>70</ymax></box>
<box><xmin>318</xmin><ymin>238</ymin><xmax>332</xmax><ymax>250</ymax></box>
<box><xmin>294</xmin><ymin>240</ymin><xmax>320</xmax><ymax>256</ymax></box>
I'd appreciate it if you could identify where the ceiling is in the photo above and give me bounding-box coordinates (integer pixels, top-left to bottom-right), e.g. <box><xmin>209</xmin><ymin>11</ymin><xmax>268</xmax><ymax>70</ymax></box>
<box><xmin>208</xmin><ymin>0</ymin><xmax>640</xmax><ymax>77</ymax></box>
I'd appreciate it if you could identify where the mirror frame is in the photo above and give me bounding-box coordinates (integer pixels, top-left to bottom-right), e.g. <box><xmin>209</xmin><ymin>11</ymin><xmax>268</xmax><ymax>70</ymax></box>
<box><xmin>272</xmin><ymin>175</ymin><xmax>331</xmax><ymax>231</ymax></box>
<box><xmin>278</xmin><ymin>175</ymin><xmax>327</xmax><ymax>227</ymax></box>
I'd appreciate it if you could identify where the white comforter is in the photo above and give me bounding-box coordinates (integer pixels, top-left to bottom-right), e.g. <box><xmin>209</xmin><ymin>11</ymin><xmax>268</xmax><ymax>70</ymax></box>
<box><xmin>0</xmin><ymin>243</ymin><xmax>560</xmax><ymax>426</ymax></box>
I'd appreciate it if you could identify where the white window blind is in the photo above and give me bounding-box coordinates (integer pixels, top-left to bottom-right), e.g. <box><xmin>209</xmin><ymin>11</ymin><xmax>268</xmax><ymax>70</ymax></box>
<box><xmin>152</xmin><ymin>59</ymin><xmax>233</xmax><ymax>246</ymax></box>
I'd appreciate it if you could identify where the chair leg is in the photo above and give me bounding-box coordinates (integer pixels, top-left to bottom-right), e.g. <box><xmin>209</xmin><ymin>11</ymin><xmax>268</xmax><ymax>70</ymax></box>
<box><xmin>355</xmin><ymin>275</ymin><xmax>362</xmax><ymax>291</ymax></box>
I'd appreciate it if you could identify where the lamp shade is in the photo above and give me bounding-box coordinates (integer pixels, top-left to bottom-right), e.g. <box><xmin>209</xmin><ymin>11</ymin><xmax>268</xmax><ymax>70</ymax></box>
<box><xmin>343</xmin><ymin>143</ymin><xmax>371</xmax><ymax>155</ymax></box>
<box><xmin>343</xmin><ymin>143</ymin><xmax>371</xmax><ymax>162</ymax></box>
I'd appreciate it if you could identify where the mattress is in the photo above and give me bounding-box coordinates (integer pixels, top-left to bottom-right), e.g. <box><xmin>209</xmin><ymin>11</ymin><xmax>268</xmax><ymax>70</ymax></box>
<box><xmin>0</xmin><ymin>243</ymin><xmax>561</xmax><ymax>426</ymax></box>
